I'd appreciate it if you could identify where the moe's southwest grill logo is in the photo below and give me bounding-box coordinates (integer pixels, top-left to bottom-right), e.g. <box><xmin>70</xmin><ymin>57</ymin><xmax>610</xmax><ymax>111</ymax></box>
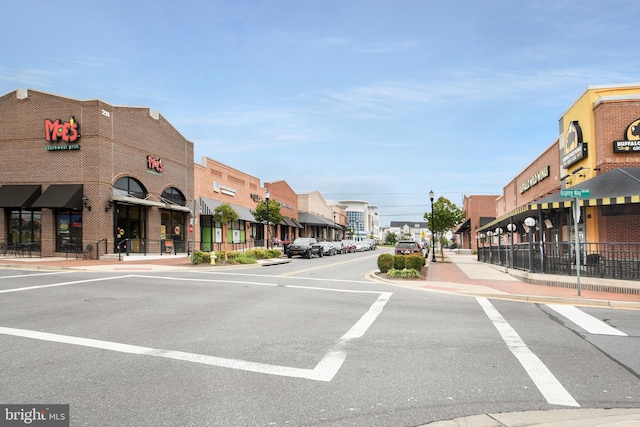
<box><xmin>44</xmin><ymin>116</ymin><xmax>80</xmax><ymax>151</ymax></box>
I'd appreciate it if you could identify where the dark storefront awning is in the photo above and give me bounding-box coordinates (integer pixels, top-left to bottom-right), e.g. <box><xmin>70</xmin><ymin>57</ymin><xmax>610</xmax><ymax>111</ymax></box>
<box><xmin>31</xmin><ymin>184</ymin><xmax>83</xmax><ymax>210</ymax></box>
<box><xmin>0</xmin><ymin>184</ymin><xmax>41</xmax><ymax>208</ymax></box>
<box><xmin>291</xmin><ymin>218</ymin><xmax>304</xmax><ymax>229</ymax></box>
<box><xmin>200</xmin><ymin>197</ymin><xmax>256</xmax><ymax>222</ymax></box>
<box><xmin>281</xmin><ymin>217</ymin><xmax>297</xmax><ymax>228</ymax></box>
<box><xmin>531</xmin><ymin>167</ymin><xmax>640</xmax><ymax>210</ymax></box>
<box><xmin>477</xmin><ymin>168</ymin><xmax>640</xmax><ymax>233</ymax></box>
<box><xmin>298</xmin><ymin>212</ymin><xmax>339</xmax><ymax>228</ymax></box>
<box><xmin>454</xmin><ymin>218</ymin><xmax>470</xmax><ymax>234</ymax></box>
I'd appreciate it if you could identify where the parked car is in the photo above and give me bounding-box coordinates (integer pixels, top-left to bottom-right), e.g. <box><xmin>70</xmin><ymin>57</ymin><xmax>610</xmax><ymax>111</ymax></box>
<box><xmin>330</xmin><ymin>241</ymin><xmax>346</xmax><ymax>254</ymax></box>
<box><xmin>363</xmin><ymin>239</ymin><xmax>377</xmax><ymax>250</ymax></box>
<box><xmin>395</xmin><ymin>240</ymin><xmax>423</xmax><ymax>255</ymax></box>
<box><xmin>340</xmin><ymin>240</ymin><xmax>356</xmax><ymax>253</ymax></box>
<box><xmin>319</xmin><ymin>241</ymin><xmax>337</xmax><ymax>256</ymax></box>
<box><xmin>287</xmin><ymin>238</ymin><xmax>323</xmax><ymax>259</ymax></box>
<box><xmin>354</xmin><ymin>241</ymin><xmax>367</xmax><ymax>252</ymax></box>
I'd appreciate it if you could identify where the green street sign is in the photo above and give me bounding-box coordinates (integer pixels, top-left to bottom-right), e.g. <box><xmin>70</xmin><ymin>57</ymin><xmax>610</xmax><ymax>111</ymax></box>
<box><xmin>560</xmin><ymin>189</ymin><xmax>590</xmax><ymax>198</ymax></box>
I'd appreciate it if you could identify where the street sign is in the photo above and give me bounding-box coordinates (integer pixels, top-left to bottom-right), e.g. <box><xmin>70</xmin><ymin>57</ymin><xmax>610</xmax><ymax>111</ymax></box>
<box><xmin>560</xmin><ymin>189</ymin><xmax>590</xmax><ymax>198</ymax></box>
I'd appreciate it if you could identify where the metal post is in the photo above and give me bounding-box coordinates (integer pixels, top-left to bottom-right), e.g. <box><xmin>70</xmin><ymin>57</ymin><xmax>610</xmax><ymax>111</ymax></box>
<box><xmin>429</xmin><ymin>190</ymin><xmax>436</xmax><ymax>262</ymax></box>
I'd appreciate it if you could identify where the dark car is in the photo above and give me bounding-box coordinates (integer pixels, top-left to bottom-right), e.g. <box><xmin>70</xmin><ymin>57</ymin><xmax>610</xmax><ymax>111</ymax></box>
<box><xmin>395</xmin><ymin>240</ymin><xmax>422</xmax><ymax>256</ymax></box>
<box><xmin>319</xmin><ymin>241</ymin><xmax>337</xmax><ymax>256</ymax></box>
<box><xmin>287</xmin><ymin>238</ymin><xmax>323</xmax><ymax>259</ymax></box>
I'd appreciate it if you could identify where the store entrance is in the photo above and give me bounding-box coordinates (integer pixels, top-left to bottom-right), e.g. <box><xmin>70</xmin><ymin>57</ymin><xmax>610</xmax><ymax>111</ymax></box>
<box><xmin>114</xmin><ymin>204</ymin><xmax>146</xmax><ymax>253</ymax></box>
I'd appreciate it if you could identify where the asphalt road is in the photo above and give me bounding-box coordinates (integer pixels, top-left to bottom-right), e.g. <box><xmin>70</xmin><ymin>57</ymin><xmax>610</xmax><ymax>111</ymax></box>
<box><xmin>1</xmin><ymin>250</ymin><xmax>639</xmax><ymax>426</ymax></box>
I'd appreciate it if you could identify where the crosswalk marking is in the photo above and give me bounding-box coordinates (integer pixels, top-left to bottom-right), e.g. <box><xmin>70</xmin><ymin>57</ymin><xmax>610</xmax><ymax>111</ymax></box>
<box><xmin>477</xmin><ymin>297</ymin><xmax>580</xmax><ymax>407</ymax></box>
<box><xmin>546</xmin><ymin>304</ymin><xmax>627</xmax><ymax>336</ymax></box>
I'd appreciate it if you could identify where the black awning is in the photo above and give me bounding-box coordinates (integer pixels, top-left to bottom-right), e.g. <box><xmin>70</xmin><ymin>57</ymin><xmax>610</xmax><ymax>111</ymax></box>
<box><xmin>455</xmin><ymin>218</ymin><xmax>471</xmax><ymax>234</ymax></box>
<box><xmin>31</xmin><ymin>184</ymin><xmax>83</xmax><ymax>209</ymax></box>
<box><xmin>531</xmin><ymin>167</ymin><xmax>640</xmax><ymax>210</ymax></box>
<box><xmin>282</xmin><ymin>217</ymin><xmax>297</xmax><ymax>228</ymax></box>
<box><xmin>291</xmin><ymin>218</ymin><xmax>304</xmax><ymax>229</ymax></box>
<box><xmin>0</xmin><ymin>185</ymin><xmax>41</xmax><ymax>208</ymax></box>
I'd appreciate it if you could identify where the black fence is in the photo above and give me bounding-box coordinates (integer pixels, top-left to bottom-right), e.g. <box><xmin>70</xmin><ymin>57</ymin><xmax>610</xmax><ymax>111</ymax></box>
<box><xmin>477</xmin><ymin>242</ymin><xmax>640</xmax><ymax>281</ymax></box>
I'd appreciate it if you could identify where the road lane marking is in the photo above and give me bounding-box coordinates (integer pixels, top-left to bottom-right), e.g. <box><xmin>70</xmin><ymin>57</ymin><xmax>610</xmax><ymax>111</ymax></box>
<box><xmin>0</xmin><ymin>271</ymin><xmax>73</xmax><ymax>280</ymax></box>
<box><xmin>280</xmin><ymin>254</ymin><xmax>381</xmax><ymax>276</ymax></box>
<box><xmin>0</xmin><ymin>275</ymin><xmax>392</xmax><ymax>382</ymax></box>
<box><xmin>0</xmin><ymin>275</ymin><xmax>132</xmax><ymax>294</ymax></box>
<box><xmin>546</xmin><ymin>304</ymin><xmax>627</xmax><ymax>336</ymax></box>
<box><xmin>477</xmin><ymin>297</ymin><xmax>580</xmax><ymax>407</ymax></box>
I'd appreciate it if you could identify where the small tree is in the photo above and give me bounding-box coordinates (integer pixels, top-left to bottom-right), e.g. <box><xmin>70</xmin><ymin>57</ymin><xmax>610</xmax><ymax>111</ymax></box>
<box><xmin>385</xmin><ymin>231</ymin><xmax>398</xmax><ymax>246</ymax></box>
<box><xmin>211</xmin><ymin>203</ymin><xmax>239</xmax><ymax>261</ymax></box>
<box><xmin>424</xmin><ymin>196</ymin><xmax>465</xmax><ymax>261</ymax></box>
<box><xmin>251</xmin><ymin>199</ymin><xmax>283</xmax><ymax>245</ymax></box>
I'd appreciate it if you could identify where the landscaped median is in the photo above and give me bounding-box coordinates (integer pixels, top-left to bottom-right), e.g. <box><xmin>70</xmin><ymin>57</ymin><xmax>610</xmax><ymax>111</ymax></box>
<box><xmin>377</xmin><ymin>253</ymin><xmax>427</xmax><ymax>279</ymax></box>
<box><xmin>191</xmin><ymin>249</ymin><xmax>283</xmax><ymax>265</ymax></box>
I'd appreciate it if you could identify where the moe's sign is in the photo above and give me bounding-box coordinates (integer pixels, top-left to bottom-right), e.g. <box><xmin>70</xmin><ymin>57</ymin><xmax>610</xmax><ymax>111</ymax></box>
<box><xmin>147</xmin><ymin>155</ymin><xmax>164</xmax><ymax>175</ymax></box>
<box><xmin>44</xmin><ymin>116</ymin><xmax>80</xmax><ymax>151</ymax></box>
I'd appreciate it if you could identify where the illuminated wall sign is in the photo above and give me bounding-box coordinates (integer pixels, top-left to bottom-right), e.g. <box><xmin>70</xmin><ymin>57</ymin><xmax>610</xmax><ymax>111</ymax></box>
<box><xmin>44</xmin><ymin>116</ymin><xmax>80</xmax><ymax>151</ymax></box>
<box><xmin>613</xmin><ymin>118</ymin><xmax>640</xmax><ymax>153</ymax></box>
<box><xmin>147</xmin><ymin>155</ymin><xmax>163</xmax><ymax>175</ymax></box>
<box><xmin>519</xmin><ymin>165</ymin><xmax>550</xmax><ymax>194</ymax></box>
<box><xmin>214</xmin><ymin>182</ymin><xmax>236</xmax><ymax>196</ymax></box>
<box><xmin>561</xmin><ymin>121</ymin><xmax>587</xmax><ymax>168</ymax></box>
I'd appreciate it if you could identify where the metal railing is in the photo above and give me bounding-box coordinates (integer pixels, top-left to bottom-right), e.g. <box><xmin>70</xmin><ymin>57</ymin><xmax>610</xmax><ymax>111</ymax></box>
<box><xmin>477</xmin><ymin>241</ymin><xmax>640</xmax><ymax>281</ymax></box>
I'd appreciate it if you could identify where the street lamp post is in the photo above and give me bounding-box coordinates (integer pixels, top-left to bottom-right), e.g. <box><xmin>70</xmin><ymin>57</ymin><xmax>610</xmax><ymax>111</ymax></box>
<box><xmin>495</xmin><ymin>227</ymin><xmax>503</xmax><ymax>266</ymax></box>
<box><xmin>524</xmin><ymin>217</ymin><xmax>536</xmax><ymax>272</ymax></box>
<box><xmin>507</xmin><ymin>222</ymin><xmax>516</xmax><ymax>268</ymax></box>
<box><xmin>480</xmin><ymin>233</ymin><xmax>486</xmax><ymax>262</ymax></box>
<box><xmin>429</xmin><ymin>190</ymin><xmax>436</xmax><ymax>262</ymax></box>
<box><xmin>265</xmin><ymin>190</ymin><xmax>270</xmax><ymax>250</ymax></box>
<box><xmin>486</xmin><ymin>230</ymin><xmax>493</xmax><ymax>264</ymax></box>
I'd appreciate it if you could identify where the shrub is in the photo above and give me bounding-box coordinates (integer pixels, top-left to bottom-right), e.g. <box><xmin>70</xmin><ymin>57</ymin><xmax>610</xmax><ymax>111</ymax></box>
<box><xmin>226</xmin><ymin>253</ymin><xmax>257</xmax><ymax>264</ymax></box>
<box><xmin>377</xmin><ymin>253</ymin><xmax>394</xmax><ymax>273</ymax></box>
<box><xmin>393</xmin><ymin>255</ymin><xmax>406</xmax><ymax>270</ymax></box>
<box><xmin>387</xmin><ymin>268</ymin><xmax>420</xmax><ymax>279</ymax></box>
<box><xmin>191</xmin><ymin>250</ymin><xmax>211</xmax><ymax>265</ymax></box>
<box><xmin>405</xmin><ymin>254</ymin><xmax>425</xmax><ymax>271</ymax></box>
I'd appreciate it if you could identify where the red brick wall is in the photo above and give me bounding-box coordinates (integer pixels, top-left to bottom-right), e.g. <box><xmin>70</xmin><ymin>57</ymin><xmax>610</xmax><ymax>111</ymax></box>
<box><xmin>0</xmin><ymin>89</ymin><xmax>194</xmax><ymax>256</ymax></box>
<box><xmin>593</xmin><ymin>99</ymin><xmax>640</xmax><ymax>242</ymax></box>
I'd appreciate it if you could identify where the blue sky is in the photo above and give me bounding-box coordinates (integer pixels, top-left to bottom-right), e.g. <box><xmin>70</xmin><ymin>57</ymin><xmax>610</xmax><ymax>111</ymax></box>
<box><xmin>2</xmin><ymin>0</ymin><xmax>639</xmax><ymax>225</ymax></box>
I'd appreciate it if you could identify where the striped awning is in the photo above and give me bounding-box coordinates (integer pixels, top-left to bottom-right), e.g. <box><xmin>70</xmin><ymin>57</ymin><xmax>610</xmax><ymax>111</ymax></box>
<box><xmin>531</xmin><ymin>168</ymin><xmax>640</xmax><ymax>210</ymax></box>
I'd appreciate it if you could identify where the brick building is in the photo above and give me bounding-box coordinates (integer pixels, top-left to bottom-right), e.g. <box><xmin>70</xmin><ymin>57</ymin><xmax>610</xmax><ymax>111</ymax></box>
<box><xmin>476</xmin><ymin>83</ymin><xmax>640</xmax><ymax>250</ymax></box>
<box><xmin>0</xmin><ymin>89</ymin><xmax>193</xmax><ymax>257</ymax></box>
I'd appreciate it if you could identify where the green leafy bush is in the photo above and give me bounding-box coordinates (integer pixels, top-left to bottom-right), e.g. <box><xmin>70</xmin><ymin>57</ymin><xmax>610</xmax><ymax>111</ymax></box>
<box><xmin>393</xmin><ymin>255</ymin><xmax>406</xmax><ymax>270</ymax></box>
<box><xmin>226</xmin><ymin>253</ymin><xmax>257</xmax><ymax>264</ymax></box>
<box><xmin>405</xmin><ymin>254</ymin><xmax>425</xmax><ymax>271</ymax></box>
<box><xmin>377</xmin><ymin>253</ymin><xmax>394</xmax><ymax>273</ymax></box>
<box><xmin>191</xmin><ymin>250</ymin><xmax>211</xmax><ymax>265</ymax></box>
<box><xmin>387</xmin><ymin>268</ymin><xmax>420</xmax><ymax>279</ymax></box>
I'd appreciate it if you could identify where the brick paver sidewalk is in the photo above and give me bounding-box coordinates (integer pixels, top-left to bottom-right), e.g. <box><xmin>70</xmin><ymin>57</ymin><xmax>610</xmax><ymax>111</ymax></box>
<box><xmin>428</xmin><ymin>259</ymin><xmax>640</xmax><ymax>304</ymax></box>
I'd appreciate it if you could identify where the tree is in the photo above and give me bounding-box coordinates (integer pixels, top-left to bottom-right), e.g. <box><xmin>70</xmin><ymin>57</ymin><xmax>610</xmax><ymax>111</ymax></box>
<box><xmin>211</xmin><ymin>203</ymin><xmax>239</xmax><ymax>261</ymax></box>
<box><xmin>424</xmin><ymin>196</ymin><xmax>465</xmax><ymax>261</ymax></box>
<box><xmin>385</xmin><ymin>231</ymin><xmax>398</xmax><ymax>246</ymax></box>
<box><xmin>251</xmin><ymin>199</ymin><xmax>283</xmax><ymax>245</ymax></box>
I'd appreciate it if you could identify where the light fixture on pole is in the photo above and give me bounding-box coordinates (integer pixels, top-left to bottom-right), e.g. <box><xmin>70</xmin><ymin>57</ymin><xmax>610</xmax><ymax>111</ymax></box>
<box><xmin>429</xmin><ymin>190</ymin><xmax>436</xmax><ymax>262</ymax></box>
<box><xmin>480</xmin><ymin>233</ymin><xmax>486</xmax><ymax>262</ymax></box>
<box><xmin>524</xmin><ymin>217</ymin><xmax>536</xmax><ymax>272</ymax></box>
<box><xmin>495</xmin><ymin>227</ymin><xmax>503</xmax><ymax>266</ymax></box>
<box><xmin>506</xmin><ymin>222</ymin><xmax>516</xmax><ymax>268</ymax></box>
<box><xmin>265</xmin><ymin>190</ymin><xmax>270</xmax><ymax>250</ymax></box>
<box><xmin>486</xmin><ymin>230</ymin><xmax>493</xmax><ymax>263</ymax></box>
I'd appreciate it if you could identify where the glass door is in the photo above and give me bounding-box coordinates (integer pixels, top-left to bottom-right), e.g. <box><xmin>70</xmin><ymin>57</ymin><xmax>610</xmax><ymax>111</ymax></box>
<box><xmin>114</xmin><ymin>205</ymin><xmax>146</xmax><ymax>253</ymax></box>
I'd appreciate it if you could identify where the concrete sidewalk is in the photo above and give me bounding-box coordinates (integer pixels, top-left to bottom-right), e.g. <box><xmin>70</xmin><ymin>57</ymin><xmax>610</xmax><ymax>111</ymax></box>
<box><xmin>373</xmin><ymin>251</ymin><xmax>640</xmax><ymax>310</ymax></box>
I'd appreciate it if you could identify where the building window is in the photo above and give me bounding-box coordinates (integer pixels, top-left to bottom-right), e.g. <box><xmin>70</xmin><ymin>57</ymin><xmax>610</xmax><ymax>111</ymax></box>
<box><xmin>161</xmin><ymin>187</ymin><xmax>186</xmax><ymax>206</ymax></box>
<box><xmin>114</xmin><ymin>177</ymin><xmax>146</xmax><ymax>199</ymax></box>
<box><xmin>57</xmin><ymin>210</ymin><xmax>82</xmax><ymax>252</ymax></box>
<box><xmin>9</xmin><ymin>209</ymin><xmax>41</xmax><ymax>249</ymax></box>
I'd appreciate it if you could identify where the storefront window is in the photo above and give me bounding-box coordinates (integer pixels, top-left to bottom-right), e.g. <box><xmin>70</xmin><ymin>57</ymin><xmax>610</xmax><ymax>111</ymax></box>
<box><xmin>9</xmin><ymin>210</ymin><xmax>41</xmax><ymax>248</ymax></box>
<box><xmin>199</xmin><ymin>215</ymin><xmax>222</xmax><ymax>251</ymax></box>
<box><xmin>161</xmin><ymin>209</ymin><xmax>186</xmax><ymax>252</ymax></box>
<box><xmin>57</xmin><ymin>210</ymin><xmax>82</xmax><ymax>252</ymax></box>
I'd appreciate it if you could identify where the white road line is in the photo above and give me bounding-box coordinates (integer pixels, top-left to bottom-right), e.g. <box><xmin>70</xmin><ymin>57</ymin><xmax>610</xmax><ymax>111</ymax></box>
<box><xmin>0</xmin><ymin>283</ymin><xmax>391</xmax><ymax>382</ymax></box>
<box><xmin>0</xmin><ymin>275</ymin><xmax>132</xmax><ymax>294</ymax></box>
<box><xmin>0</xmin><ymin>271</ymin><xmax>73</xmax><ymax>280</ymax></box>
<box><xmin>477</xmin><ymin>297</ymin><xmax>580</xmax><ymax>407</ymax></box>
<box><xmin>546</xmin><ymin>304</ymin><xmax>627</xmax><ymax>336</ymax></box>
